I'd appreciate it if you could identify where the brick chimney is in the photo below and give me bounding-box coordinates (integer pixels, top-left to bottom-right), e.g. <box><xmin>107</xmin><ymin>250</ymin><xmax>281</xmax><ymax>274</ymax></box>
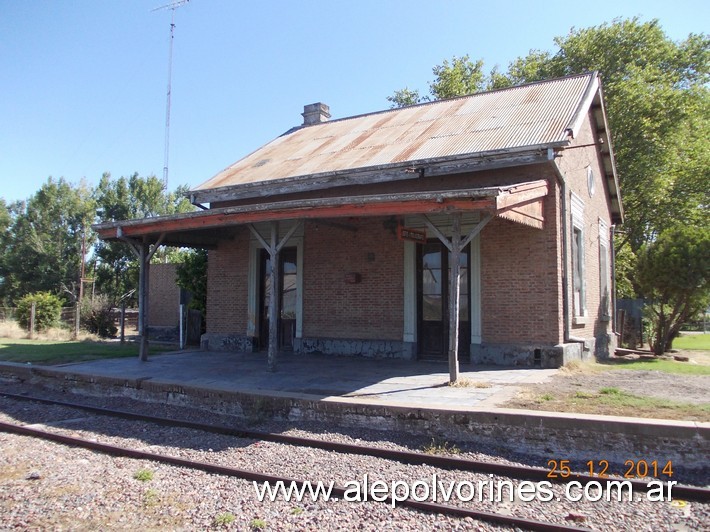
<box><xmin>302</xmin><ymin>102</ymin><xmax>331</xmax><ymax>126</ymax></box>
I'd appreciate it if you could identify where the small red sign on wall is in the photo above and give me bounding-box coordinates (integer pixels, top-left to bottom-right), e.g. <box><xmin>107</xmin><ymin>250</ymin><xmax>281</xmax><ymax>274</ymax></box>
<box><xmin>398</xmin><ymin>226</ymin><xmax>426</xmax><ymax>243</ymax></box>
<box><xmin>344</xmin><ymin>272</ymin><xmax>362</xmax><ymax>284</ymax></box>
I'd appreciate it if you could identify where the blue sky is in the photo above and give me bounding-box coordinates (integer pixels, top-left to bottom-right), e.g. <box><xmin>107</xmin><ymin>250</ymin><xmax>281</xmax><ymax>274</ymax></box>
<box><xmin>1</xmin><ymin>0</ymin><xmax>707</xmax><ymax>204</ymax></box>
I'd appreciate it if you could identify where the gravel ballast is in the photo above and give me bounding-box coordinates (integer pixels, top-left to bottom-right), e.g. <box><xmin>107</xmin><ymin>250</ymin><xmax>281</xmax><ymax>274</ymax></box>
<box><xmin>0</xmin><ymin>385</ymin><xmax>707</xmax><ymax>531</ymax></box>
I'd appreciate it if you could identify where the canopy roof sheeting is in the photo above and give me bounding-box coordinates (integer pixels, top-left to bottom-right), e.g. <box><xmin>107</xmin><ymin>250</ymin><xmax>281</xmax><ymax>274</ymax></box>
<box><xmin>94</xmin><ymin>180</ymin><xmax>549</xmax><ymax>246</ymax></box>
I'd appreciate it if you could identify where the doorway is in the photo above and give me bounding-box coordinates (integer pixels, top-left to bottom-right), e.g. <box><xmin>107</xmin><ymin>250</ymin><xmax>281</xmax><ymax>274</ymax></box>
<box><xmin>417</xmin><ymin>241</ymin><xmax>471</xmax><ymax>360</ymax></box>
<box><xmin>259</xmin><ymin>247</ymin><xmax>297</xmax><ymax>351</ymax></box>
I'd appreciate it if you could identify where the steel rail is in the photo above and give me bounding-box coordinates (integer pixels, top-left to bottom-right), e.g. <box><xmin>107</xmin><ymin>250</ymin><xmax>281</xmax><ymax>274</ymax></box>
<box><xmin>1</xmin><ymin>391</ymin><xmax>708</xmax><ymax>504</ymax></box>
<box><xmin>0</xmin><ymin>420</ymin><xmax>589</xmax><ymax>532</ymax></box>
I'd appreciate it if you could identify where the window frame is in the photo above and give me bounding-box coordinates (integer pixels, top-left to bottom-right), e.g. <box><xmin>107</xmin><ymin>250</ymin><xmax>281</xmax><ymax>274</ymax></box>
<box><xmin>570</xmin><ymin>193</ymin><xmax>587</xmax><ymax>323</ymax></box>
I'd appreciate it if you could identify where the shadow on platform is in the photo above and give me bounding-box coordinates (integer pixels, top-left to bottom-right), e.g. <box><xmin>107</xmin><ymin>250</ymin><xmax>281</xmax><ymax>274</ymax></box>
<box><xmin>54</xmin><ymin>350</ymin><xmax>557</xmax><ymax>409</ymax></box>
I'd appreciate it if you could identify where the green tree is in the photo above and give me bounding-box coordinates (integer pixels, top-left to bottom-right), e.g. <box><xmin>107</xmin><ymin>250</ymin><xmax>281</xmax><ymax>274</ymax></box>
<box><xmin>175</xmin><ymin>249</ymin><xmax>208</xmax><ymax>315</ymax></box>
<box><xmin>0</xmin><ymin>199</ymin><xmax>13</xmax><ymax>237</ymax></box>
<box><xmin>429</xmin><ymin>55</ymin><xmax>487</xmax><ymax>100</ymax></box>
<box><xmin>490</xmin><ymin>19</ymin><xmax>708</xmax><ymax>250</ymax></box>
<box><xmin>388</xmin><ymin>17</ymin><xmax>709</xmax><ymax>295</ymax></box>
<box><xmin>636</xmin><ymin>225</ymin><xmax>710</xmax><ymax>355</ymax></box>
<box><xmin>92</xmin><ymin>173</ymin><xmax>195</xmax><ymax>304</ymax></box>
<box><xmin>386</xmin><ymin>87</ymin><xmax>423</xmax><ymax>108</ymax></box>
<box><xmin>0</xmin><ymin>178</ymin><xmax>95</xmax><ymax>305</ymax></box>
<box><xmin>613</xmin><ymin>236</ymin><xmax>637</xmax><ymax>300</ymax></box>
<box><xmin>388</xmin><ymin>55</ymin><xmax>488</xmax><ymax>107</ymax></box>
<box><xmin>0</xmin><ymin>199</ymin><xmax>19</xmax><ymax>305</ymax></box>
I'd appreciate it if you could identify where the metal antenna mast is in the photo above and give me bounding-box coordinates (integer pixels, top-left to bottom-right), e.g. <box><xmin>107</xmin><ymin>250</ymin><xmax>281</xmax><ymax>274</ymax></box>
<box><xmin>152</xmin><ymin>0</ymin><xmax>190</xmax><ymax>190</ymax></box>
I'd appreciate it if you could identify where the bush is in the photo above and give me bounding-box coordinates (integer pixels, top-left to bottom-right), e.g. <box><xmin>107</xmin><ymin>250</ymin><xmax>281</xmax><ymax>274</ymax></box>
<box><xmin>16</xmin><ymin>292</ymin><xmax>62</xmax><ymax>332</ymax></box>
<box><xmin>80</xmin><ymin>295</ymin><xmax>118</xmax><ymax>338</ymax></box>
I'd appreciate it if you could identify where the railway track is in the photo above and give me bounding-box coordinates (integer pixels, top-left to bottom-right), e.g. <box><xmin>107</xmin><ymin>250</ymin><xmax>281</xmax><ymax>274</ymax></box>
<box><xmin>1</xmin><ymin>391</ymin><xmax>707</xmax><ymax>530</ymax></box>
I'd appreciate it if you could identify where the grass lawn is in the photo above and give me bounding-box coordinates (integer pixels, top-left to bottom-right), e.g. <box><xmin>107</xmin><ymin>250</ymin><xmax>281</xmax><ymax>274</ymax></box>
<box><xmin>0</xmin><ymin>338</ymin><xmax>170</xmax><ymax>365</ymax></box>
<box><xmin>537</xmin><ymin>387</ymin><xmax>710</xmax><ymax>421</ymax></box>
<box><xmin>673</xmin><ymin>333</ymin><xmax>710</xmax><ymax>351</ymax></box>
<box><xmin>598</xmin><ymin>357</ymin><xmax>710</xmax><ymax>375</ymax></box>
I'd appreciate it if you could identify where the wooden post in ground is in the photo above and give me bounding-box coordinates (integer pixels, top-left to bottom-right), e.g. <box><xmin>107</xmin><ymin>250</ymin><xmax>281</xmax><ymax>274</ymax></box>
<box><xmin>118</xmin><ymin>232</ymin><xmax>164</xmax><ymax>362</ymax></box>
<box><xmin>248</xmin><ymin>221</ymin><xmax>301</xmax><ymax>372</ymax></box>
<box><xmin>120</xmin><ymin>302</ymin><xmax>126</xmax><ymax>344</ymax></box>
<box><xmin>74</xmin><ymin>302</ymin><xmax>80</xmax><ymax>340</ymax></box>
<box><xmin>138</xmin><ymin>241</ymin><xmax>150</xmax><ymax>362</ymax></box>
<box><xmin>268</xmin><ymin>222</ymin><xmax>280</xmax><ymax>372</ymax></box>
<box><xmin>447</xmin><ymin>213</ymin><xmax>462</xmax><ymax>384</ymax></box>
<box><xmin>422</xmin><ymin>212</ymin><xmax>493</xmax><ymax>384</ymax></box>
<box><xmin>29</xmin><ymin>302</ymin><xmax>36</xmax><ymax>339</ymax></box>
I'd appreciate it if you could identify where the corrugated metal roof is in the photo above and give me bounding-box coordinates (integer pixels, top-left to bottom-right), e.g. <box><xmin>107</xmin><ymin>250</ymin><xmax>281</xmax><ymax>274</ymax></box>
<box><xmin>194</xmin><ymin>73</ymin><xmax>598</xmax><ymax>192</ymax></box>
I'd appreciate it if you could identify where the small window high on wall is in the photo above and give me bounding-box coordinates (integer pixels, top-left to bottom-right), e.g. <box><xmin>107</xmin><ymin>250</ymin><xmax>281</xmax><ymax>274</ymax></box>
<box><xmin>570</xmin><ymin>193</ymin><xmax>586</xmax><ymax>321</ymax></box>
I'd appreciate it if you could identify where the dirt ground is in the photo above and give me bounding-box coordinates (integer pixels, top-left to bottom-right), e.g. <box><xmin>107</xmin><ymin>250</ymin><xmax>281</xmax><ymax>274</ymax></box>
<box><xmin>502</xmin><ymin>350</ymin><xmax>710</xmax><ymax>421</ymax></box>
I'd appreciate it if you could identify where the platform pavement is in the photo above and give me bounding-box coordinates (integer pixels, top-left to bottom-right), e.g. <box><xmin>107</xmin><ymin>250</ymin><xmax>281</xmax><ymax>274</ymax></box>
<box><xmin>46</xmin><ymin>350</ymin><xmax>557</xmax><ymax>409</ymax></box>
<box><xmin>3</xmin><ymin>350</ymin><xmax>707</xmax><ymax>467</ymax></box>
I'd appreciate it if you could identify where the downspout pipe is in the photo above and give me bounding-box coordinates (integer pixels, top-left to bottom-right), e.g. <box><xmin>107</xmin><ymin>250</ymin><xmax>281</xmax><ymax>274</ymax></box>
<box><xmin>611</xmin><ymin>224</ymin><xmax>618</xmax><ymax>336</ymax></box>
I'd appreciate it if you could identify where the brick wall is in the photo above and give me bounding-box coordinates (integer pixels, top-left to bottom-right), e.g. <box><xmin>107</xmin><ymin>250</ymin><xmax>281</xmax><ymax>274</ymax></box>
<box><xmin>148</xmin><ymin>263</ymin><xmax>179</xmax><ymax>327</ymax></box>
<box><xmin>480</xmin><ymin>174</ymin><xmax>564</xmax><ymax>345</ymax></box>
<box><xmin>202</xmin><ymin>147</ymin><xmax>615</xmax><ymax>360</ymax></box>
<box><xmin>302</xmin><ymin>218</ymin><xmax>404</xmax><ymax>340</ymax></box>
<box><xmin>555</xmin><ymin>112</ymin><xmax>616</xmax><ymax>356</ymax></box>
<box><xmin>205</xmin><ymin>227</ymin><xmax>250</xmax><ymax>335</ymax></box>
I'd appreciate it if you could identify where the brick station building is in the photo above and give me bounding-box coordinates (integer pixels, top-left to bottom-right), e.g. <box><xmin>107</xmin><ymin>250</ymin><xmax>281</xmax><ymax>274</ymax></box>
<box><xmin>95</xmin><ymin>72</ymin><xmax>623</xmax><ymax>378</ymax></box>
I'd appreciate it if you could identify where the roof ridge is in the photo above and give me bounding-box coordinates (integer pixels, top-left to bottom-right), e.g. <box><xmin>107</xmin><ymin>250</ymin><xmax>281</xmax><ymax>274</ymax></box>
<box><xmin>301</xmin><ymin>71</ymin><xmax>598</xmax><ymax>128</ymax></box>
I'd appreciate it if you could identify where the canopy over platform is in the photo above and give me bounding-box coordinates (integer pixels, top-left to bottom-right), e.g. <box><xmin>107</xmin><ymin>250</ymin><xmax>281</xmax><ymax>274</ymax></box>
<box><xmin>94</xmin><ymin>180</ymin><xmax>549</xmax><ymax>247</ymax></box>
<box><xmin>94</xmin><ymin>179</ymin><xmax>548</xmax><ymax>377</ymax></box>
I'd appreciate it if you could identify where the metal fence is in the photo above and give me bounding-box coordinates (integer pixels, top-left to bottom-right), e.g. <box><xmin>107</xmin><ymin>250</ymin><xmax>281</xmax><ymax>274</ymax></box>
<box><xmin>0</xmin><ymin>307</ymin><xmax>16</xmax><ymax>321</ymax></box>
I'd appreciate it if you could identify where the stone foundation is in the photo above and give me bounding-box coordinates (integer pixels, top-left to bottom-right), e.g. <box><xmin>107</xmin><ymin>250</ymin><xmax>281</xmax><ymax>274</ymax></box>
<box><xmin>295</xmin><ymin>337</ymin><xmax>416</xmax><ymax>360</ymax></box>
<box><xmin>200</xmin><ymin>333</ymin><xmax>254</xmax><ymax>353</ymax></box>
<box><xmin>470</xmin><ymin>342</ymin><xmax>598</xmax><ymax>368</ymax></box>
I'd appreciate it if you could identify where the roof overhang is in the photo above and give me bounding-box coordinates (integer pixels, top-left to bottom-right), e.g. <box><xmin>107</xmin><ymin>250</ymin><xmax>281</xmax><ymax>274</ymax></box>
<box><xmin>94</xmin><ymin>180</ymin><xmax>549</xmax><ymax>247</ymax></box>
<box><xmin>563</xmin><ymin>73</ymin><xmax>623</xmax><ymax>224</ymax></box>
<box><xmin>189</xmin><ymin>147</ymin><xmax>557</xmax><ymax>206</ymax></box>
<box><xmin>590</xmin><ymin>89</ymin><xmax>623</xmax><ymax>224</ymax></box>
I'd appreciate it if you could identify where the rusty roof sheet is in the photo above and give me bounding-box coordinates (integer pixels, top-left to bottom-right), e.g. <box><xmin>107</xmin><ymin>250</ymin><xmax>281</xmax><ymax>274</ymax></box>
<box><xmin>195</xmin><ymin>73</ymin><xmax>598</xmax><ymax>192</ymax></box>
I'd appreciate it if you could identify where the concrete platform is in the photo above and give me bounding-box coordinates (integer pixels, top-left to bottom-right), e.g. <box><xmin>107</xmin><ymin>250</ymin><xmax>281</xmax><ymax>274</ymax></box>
<box><xmin>45</xmin><ymin>350</ymin><xmax>556</xmax><ymax>409</ymax></box>
<box><xmin>1</xmin><ymin>350</ymin><xmax>708</xmax><ymax>469</ymax></box>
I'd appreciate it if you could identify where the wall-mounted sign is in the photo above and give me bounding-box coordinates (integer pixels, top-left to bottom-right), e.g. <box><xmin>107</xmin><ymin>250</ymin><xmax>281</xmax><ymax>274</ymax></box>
<box><xmin>345</xmin><ymin>272</ymin><xmax>362</xmax><ymax>284</ymax></box>
<box><xmin>398</xmin><ymin>226</ymin><xmax>426</xmax><ymax>243</ymax></box>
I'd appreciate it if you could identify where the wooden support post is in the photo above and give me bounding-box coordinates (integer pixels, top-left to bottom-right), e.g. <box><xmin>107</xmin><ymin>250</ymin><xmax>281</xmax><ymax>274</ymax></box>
<box><xmin>29</xmin><ymin>302</ymin><xmax>36</xmax><ymax>340</ymax></box>
<box><xmin>425</xmin><ymin>212</ymin><xmax>493</xmax><ymax>382</ymax></box>
<box><xmin>138</xmin><ymin>242</ymin><xmax>150</xmax><ymax>362</ymax></box>
<box><xmin>448</xmin><ymin>213</ymin><xmax>462</xmax><ymax>384</ymax></box>
<box><xmin>120</xmin><ymin>302</ymin><xmax>126</xmax><ymax>345</ymax></box>
<box><xmin>268</xmin><ymin>222</ymin><xmax>280</xmax><ymax>372</ymax></box>
<box><xmin>249</xmin><ymin>221</ymin><xmax>301</xmax><ymax>372</ymax></box>
<box><xmin>131</xmin><ymin>234</ymin><xmax>165</xmax><ymax>362</ymax></box>
<box><xmin>74</xmin><ymin>302</ymin><xmax>80</xmax><ymax>340</ymax></box>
